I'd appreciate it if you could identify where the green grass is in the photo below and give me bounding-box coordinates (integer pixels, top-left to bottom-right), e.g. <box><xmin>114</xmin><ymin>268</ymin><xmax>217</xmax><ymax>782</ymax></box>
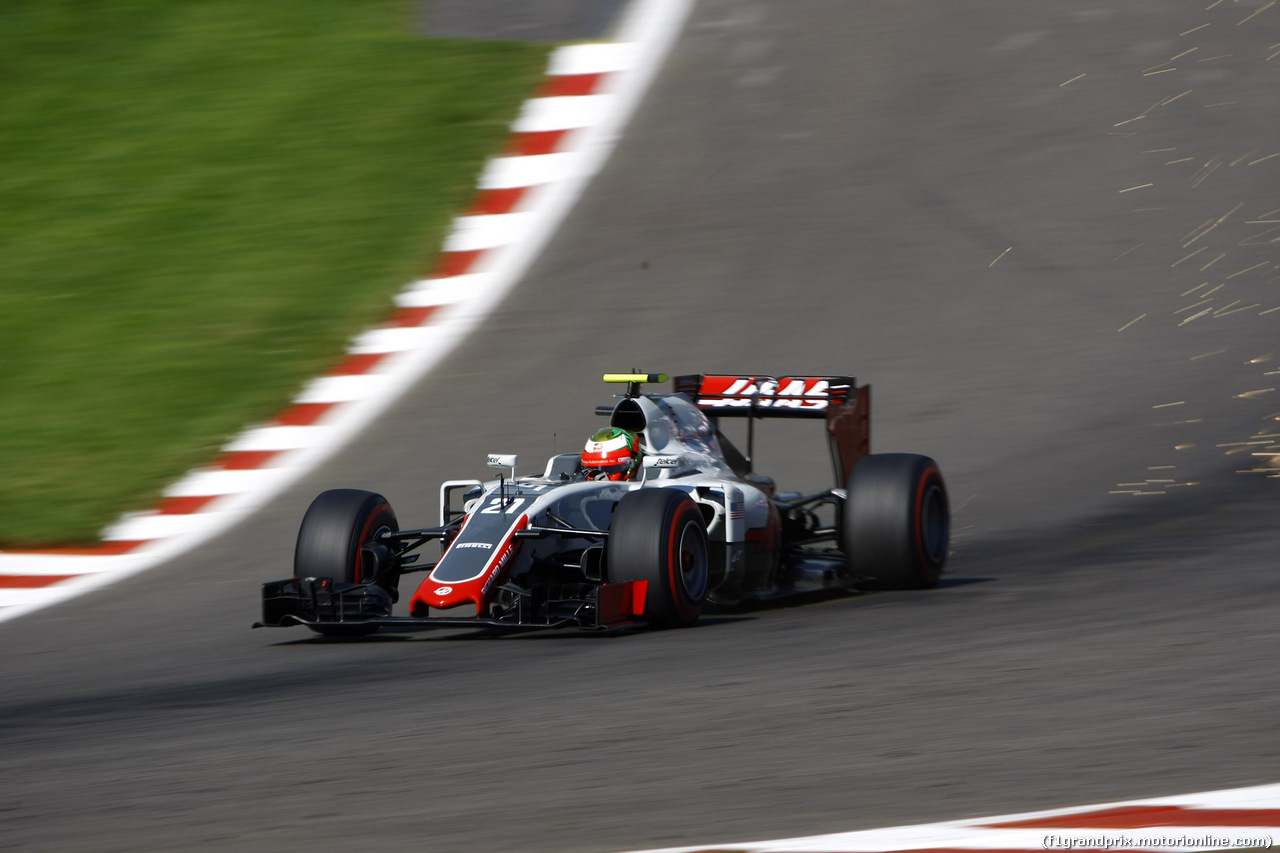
<box><xmin>0</xmin><ymin>1</ymin><xmax>549</xmax><ymax>545</ymax></box>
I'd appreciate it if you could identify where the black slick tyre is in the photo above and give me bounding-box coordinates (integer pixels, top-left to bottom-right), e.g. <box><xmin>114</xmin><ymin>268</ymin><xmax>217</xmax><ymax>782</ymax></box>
<box><xmin>294</xmin><ymin>489</ymin><xmax>399</xmax><ymax>635</ymax></box>
<box><xmin>607</xmin><ymin>488</ymin><xmax>710</xmax><ymax>629</ymax></box>
<box><xmin>843</xmin><ymin>453</ymin><xmax>949</xmax><ymax>590</ymax></box>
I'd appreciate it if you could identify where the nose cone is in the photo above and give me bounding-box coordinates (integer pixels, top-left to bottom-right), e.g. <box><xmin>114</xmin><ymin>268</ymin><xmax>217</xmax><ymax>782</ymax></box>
<box><xmin>409</xmin><ymin>576</ymin><xmax>485</xmax><ymax>617</ymax></box>
<box><xmin>413</xmin><ymin>581</ymin><xmax>479</xmax><ymax>612</ymax></box>
<box><xmin>408</xmin><ymin>513</ymin><xmax>528</xmax><ymax>617</ymax></box>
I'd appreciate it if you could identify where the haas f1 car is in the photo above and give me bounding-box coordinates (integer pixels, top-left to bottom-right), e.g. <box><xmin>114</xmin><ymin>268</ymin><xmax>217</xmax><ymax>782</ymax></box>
<box><xmin>257</xmin><ymin>373</ymin><xmax>949</xmax><ymax>635</ymax></box>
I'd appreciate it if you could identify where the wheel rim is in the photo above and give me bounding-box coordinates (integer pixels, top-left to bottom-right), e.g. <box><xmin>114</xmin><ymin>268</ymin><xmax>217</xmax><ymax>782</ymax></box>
<box><xmin>676</xmin><ymin>519</ymin><xmax>709</xmax><ymax>601</ymax></box>
<box><xmin>919</xmin><ymin>484</ymin><xmax>948</xmax><ymax>565</ymax></box>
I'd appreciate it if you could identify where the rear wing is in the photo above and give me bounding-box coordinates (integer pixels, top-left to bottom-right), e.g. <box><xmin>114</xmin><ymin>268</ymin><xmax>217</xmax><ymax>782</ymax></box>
<box><xmin>672</xmin><ymin>375</ymin><xmax>853</xmax><ymax>417</ymax></box>
<box><xmin>672</xmin><ymin>374</ymin><xmax>870</xmax><ymax>487</ymax></box>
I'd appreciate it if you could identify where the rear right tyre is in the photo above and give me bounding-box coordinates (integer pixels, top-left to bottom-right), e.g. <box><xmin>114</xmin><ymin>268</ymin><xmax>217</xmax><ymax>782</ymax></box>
<box><xmin>843</xmin><ymin>453</ymin><xmax>949</xmax><ymax>589</ymax></box>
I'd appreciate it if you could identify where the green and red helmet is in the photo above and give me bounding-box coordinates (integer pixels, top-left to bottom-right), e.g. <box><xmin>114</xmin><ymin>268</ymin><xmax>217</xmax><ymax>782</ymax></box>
<box><xmin>581</xmin><ymin>427</ymin><xmax>642</xmax><ymax>481</ymax></box>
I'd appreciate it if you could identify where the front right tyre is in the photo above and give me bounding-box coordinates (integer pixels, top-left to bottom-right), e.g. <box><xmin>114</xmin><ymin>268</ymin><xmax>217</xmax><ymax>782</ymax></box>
<box><xmin>607</xmin><ymin>488</ymin><xmax>710</xmax><ymax>629</ymax></box>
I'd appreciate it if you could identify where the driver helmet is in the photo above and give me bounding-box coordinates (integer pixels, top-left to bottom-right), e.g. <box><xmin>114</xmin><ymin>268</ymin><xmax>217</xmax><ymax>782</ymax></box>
<box><xmin>581</xmin><ymin>427</ymin><xmax>642</xmax><ymax>481</ymax></box>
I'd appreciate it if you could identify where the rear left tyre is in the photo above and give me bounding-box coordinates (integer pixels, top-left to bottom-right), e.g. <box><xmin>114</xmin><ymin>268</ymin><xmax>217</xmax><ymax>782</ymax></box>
<box><xmin>294</xmin><ymin>488</ymin><xmax>399</xmax><ymax>636</ymax></box>
<box><xmin>607</xmin><ymin>488</ymin><xmax>709</xmax><ymax>629</ymax></box>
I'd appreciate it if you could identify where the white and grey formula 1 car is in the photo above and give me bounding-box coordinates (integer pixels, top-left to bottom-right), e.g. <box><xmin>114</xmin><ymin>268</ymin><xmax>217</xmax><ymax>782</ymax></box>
<box><xmin>257</xmin><ymin>373</ymin><xmax>949</xmax><ymax>635</ymax></box>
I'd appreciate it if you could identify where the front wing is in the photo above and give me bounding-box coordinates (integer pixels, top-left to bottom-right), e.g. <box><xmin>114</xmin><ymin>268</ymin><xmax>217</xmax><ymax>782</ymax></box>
<box><xmin>256</xmin><ymin>576</ymin><xmax>650</xmax><ymax>633</ymax></box>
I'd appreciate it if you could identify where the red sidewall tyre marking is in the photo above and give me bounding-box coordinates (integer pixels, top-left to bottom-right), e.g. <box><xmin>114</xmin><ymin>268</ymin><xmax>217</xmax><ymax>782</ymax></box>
<box><xmin>913</xmin><ymin>466</ymin><xmax>937</xmax><ymax>569</ymax></box>
<box><xmin>665</xmin><ymin>504</ymin><xmax>698</xmax><ymax>621</ymax></box>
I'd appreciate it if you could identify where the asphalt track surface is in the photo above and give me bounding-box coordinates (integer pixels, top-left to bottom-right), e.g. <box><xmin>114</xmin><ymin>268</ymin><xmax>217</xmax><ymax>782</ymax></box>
<box><xmin>4</xmin><ymin>2</ymin><xmax>1280</xmax><ymax>851</ymax></box>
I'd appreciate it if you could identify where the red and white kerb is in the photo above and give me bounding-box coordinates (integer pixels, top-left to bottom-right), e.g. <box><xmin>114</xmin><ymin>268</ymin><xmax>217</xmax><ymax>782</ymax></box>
<box><xmin>618</xmin><ymin>782</ymin><xmax>1280</xmax><ymax>853</ymax></box>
